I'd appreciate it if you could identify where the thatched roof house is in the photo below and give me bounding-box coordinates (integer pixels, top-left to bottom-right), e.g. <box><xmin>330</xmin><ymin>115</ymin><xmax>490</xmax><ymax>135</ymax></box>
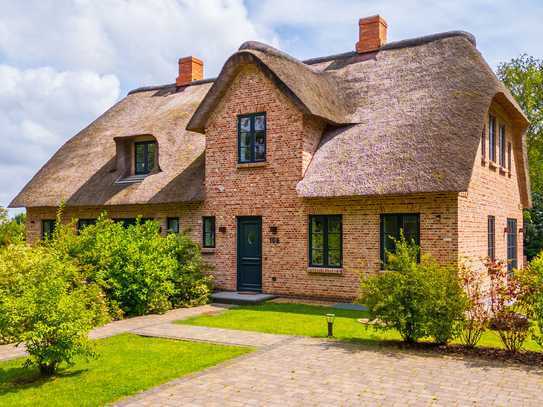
<box><xmin>11</xmin><ymin>15</ymin><xmax>531</xmax><ymax>300</ymax></box>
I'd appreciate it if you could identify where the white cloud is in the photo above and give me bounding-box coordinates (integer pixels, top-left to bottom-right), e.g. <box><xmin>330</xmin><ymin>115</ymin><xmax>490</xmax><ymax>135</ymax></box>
<box><xmin>0</xmin><ymin>65</ymin><xmax>120</xmax><ymax>208</ymax></box>
<box><xmin>0</xmin><ymin>0</ymin><xmax>278</xmax><ymax>87</ymax></box>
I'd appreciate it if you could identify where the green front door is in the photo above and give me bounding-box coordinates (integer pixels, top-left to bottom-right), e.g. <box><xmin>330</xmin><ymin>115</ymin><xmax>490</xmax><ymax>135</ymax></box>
<box><xmin>237</xmin><ymin>217</ymin><xmax>262</xmax><ymax>292</ymax></box>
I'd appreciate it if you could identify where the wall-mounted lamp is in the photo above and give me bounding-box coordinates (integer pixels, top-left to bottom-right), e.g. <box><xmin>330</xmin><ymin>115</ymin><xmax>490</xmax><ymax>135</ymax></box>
<box><xmin>219</xmin><ymin>226</ymin><xmax>226</xmax><ymax>234</ymax></box>
<box><xmin>269</xmin><ymin>226</ymin><xmax>278</xmax><ymax>235</ymax></box>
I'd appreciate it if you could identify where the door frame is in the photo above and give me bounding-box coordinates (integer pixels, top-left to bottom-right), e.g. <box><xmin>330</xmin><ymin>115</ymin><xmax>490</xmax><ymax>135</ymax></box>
<box><xmin>236</xmin><ymin>216</ymin><xmax>263</xmax><ymax>292</ymax></box>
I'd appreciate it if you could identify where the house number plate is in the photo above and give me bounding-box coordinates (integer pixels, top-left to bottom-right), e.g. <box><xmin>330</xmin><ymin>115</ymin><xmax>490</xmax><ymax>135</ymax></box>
<box><xmin>269</xmin><ymin>237</ymin><xmax>280</xmax><ymax>244</ymax></box>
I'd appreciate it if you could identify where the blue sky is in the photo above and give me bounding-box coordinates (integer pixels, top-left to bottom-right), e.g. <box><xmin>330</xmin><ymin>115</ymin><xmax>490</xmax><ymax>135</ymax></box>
<box><xmin>1</xmin><ymin>0</ymin><xmax>542</xmax><ymax>214</ymax></box>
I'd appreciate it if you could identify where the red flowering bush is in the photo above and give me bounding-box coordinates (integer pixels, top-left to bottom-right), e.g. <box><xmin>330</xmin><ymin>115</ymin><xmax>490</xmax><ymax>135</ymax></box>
<box><xmin>458</xmin><ymin>261</ymin><xmax>490</xmax><ymax>348</ymax></box>
<box><xmin>486</xmin><ymin>258</ymin><xmax>531</xmax><ymax>352</ymax></box>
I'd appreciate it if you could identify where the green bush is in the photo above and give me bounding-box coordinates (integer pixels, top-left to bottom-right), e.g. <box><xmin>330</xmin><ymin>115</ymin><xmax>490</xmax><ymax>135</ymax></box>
<box><xmin>49</xmin><ymin>214</ymin><xmax>213</xmax><ymax>317</ymax></box>
<box><xmin>359</xmin><ymin>236</ymin><xmax>467</xmax><ymax>344</ymax></box>
<box><xmin>0</xmin><ymin>244</ymin><xmax>109</xmax><ymax>376</ymax></box>
<box><xmin>516</xmin><ymin>255</ymin><xmax>543</xmax><ymax>348</ymax></box>
<box><xmin>0</xmin><ymin>207</ymin><xmax>25</xmax><ymax>247</ymax></box>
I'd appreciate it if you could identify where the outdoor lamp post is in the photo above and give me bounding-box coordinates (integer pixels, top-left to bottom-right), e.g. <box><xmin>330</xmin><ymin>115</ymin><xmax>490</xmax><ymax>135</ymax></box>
<box><xmin>326</xmin><ymin>313</ymin><xmax>335</xmax><ymax>337</ymax></box>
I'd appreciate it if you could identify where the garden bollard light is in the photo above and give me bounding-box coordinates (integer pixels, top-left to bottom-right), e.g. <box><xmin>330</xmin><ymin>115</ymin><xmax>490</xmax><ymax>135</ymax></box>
<box><xmin>326</xmin><ymin>313</ymin><xmax>335</xmax><ymax>337</ymax></box>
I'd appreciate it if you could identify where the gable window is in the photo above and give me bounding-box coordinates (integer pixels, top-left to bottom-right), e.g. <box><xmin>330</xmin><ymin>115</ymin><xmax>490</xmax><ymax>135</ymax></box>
<box><xmin>499</xmin><ymin>125</ymin><xmax>506</xmax><ymax>167</ymax></box>
<box><xmin>238</xmin><ymin>113</ymin><xmax>266</xmax><ymax>163</ymax></box>
<box><xmin>77</xmin><ymin>219</ymin><xmax>96</xmax><ymax>232</ymax></box>
<box><xmin>487</xmin><ymin>215</ymin><xmax>495</xmax><ymax>261</ymax></box>
<box><xmin>203</xmin><ymin>216</ymin><xmax>215</xmax><ymax>248</ymax></box>
<box><xmin>309</xmin><ymin>215</ymin><xmax>342</xmax><ymax>268</ymax></box>
<box><xmin>167</xmin><ymin>217</ymin><xmax>180</xmax><ymax>234</ymax></box>
<box><xmin>489</xmin><ymin>114</ymin><xmax>496</xmax><ymax>162</ymax></box>
<box><xmin>42</xmin><ymin>219</ymin><xmax>56</xmax><ymax>240</ymax></box>
<box><xmin>380</xmin><ymin>214</ymin><xmax>420</xmax><ymax>267</ymax></box>
<box><xmin>507</xmin><ymin>218</ymin><xmax>518</xmax><ymax>271</ymax></box>
<box><xmin>135</xmin><ymin>141</ymin><xmax>156</xmax><ymax>175</ymax></box>
<box><xmin>507</xmin><ymin>141</ymin><xmax>512</xmax><ymax>172</ymax></box>
<box><xmin>481</xmin><ymin>124</ymin><xmax>486</xmax><ymax>161</ymax></box>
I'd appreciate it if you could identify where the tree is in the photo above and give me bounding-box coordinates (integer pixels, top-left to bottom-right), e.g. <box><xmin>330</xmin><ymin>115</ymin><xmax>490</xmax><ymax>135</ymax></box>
<box><xmin>497</xmin><ymin>55</ymin><xmax>543</xmax><ymax>258</ymax></box>
<box><xmin>0</xmin><ymin>244</ymin><xmax>109</xmax><ymax>376</ymax></box>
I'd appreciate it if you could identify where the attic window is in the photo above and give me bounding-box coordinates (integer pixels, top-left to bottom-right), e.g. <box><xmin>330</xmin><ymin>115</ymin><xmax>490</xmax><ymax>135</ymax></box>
<box><xmin>238</xmin><ymin>113</ymin><xmax>266</xmax><ymax>163</ymax></box>
<box><xmin>135</xmin><ymin>141</ymin><xmax>156</xmax><ymax>175</ymax></box>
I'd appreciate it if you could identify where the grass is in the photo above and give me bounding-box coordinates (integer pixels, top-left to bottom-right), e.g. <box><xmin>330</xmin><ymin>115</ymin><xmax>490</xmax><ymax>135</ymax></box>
<box><xmin>178</xmin><ymin>302</ymin><xmax>542</xmax><ymax>352</ymax></box>
<box><xmin>0</xmin><ymin>333</ymin><xmax>251</xmax><ymax>407</ymax></box>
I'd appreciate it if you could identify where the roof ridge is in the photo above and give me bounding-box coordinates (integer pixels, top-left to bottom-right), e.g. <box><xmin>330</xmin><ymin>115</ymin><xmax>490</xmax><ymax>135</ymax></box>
<box><xmin>303</xmin><ymin>30</ymin><xmax>476</xmax><ymax>65</ymax></box>
<box><xmin>127</xmin><ymin>78</ymin><xmax>216</xmax><ymax>96</ymax></box>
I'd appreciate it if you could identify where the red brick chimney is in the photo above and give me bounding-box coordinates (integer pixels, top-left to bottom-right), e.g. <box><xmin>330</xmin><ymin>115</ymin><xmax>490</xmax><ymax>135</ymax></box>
<box><xmin>176</xmin><ymin>56</ymin><xmax>204</xmax><ymax>86</ymax></box>
<box><xmin>356</xmin><ymin>15</ymin><xmax>387</xmax><ymax>53</ymax></box>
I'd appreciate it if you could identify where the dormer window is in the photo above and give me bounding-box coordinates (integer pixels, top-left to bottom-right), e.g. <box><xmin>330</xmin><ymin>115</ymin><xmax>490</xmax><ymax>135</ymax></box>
<box><xmin>238</xmin><ymin>113</ymin><xmax>266</xmax><ymax>163</ymax></box>
<box><xmin>135</xmin><ymin>141</ymin><xmax>156</xmax><ymax>175</ymax></box>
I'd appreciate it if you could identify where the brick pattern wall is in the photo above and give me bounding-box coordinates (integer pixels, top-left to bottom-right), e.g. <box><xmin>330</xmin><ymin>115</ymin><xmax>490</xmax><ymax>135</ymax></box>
<box><xmin>458</xmin><ymin>101</ymin><xmax>524</xmax><ymax>272</ymax></box>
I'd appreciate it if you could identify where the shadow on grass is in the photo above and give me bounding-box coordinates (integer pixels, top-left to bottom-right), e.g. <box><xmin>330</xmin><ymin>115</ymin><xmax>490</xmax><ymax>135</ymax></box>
<box><xmin>232</xmin><ymin>303</ymin><xmax>368</xmax><ymax>319</ymax></box>
<box><xmin>0</xmin><ymin>364</ymin><xmax>86</xmax><ymax>396</ymax></box>
<box><xmin>310</xmin><ymin>336</ymin><xmax>543</xmax><ymax>373</ymax></box>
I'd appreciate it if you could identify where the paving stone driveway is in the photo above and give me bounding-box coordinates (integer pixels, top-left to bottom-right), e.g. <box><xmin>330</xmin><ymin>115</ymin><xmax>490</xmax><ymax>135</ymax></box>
<box><xmin>2</xmin><ymin>304</ymin><xmax>543</xmax><ymax>406</ymax></box>
<box><xmin>118</xmin><ymin>333</ymin><xmax>543</xmax><ymax>407</ymax></box>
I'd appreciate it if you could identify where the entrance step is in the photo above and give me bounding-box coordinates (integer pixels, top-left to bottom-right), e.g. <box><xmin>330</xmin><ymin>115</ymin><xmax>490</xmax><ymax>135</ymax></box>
<box><xmin>211</xmin><ymin>291</ymin><xmax>277</xmax><ymax>305</ymax></box>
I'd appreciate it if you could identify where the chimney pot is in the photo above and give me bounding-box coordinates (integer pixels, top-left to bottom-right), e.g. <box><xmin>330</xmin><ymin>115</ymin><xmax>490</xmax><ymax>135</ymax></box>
<box><xmin>356</xmin><ymin>15</ymin><xmax>387</xmax><ymax>54</ymax></box>
<box><xmin>176</xmin><ymin>56</ymin><xmax>204</xmax><ymax>86</ymax></box>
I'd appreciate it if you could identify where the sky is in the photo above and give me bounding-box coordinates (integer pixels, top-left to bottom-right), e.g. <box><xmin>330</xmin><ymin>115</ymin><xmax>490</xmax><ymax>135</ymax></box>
<box><xmin>1</xmin><ymin>0</ymin><xmax>542</xmax><ymax>215</ymax></box>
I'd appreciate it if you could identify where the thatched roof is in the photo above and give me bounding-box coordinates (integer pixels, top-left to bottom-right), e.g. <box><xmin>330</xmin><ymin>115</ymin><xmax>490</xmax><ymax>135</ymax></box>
<box><xmin>187</xmin><ymin>41</ymin><xmax>355</xmax><ymax>133</ymax></box>
<box><xmin>294</xmin><ymin>33</ymin><xmax>531</xmax><ymax>206</ymax></box>
<box><xmin>10</xmin><ymin>82</ymin><xmax>212</xmax><ymax>207</ymax></box>
<box><xmin>11</xmin><ymin>30</ymin><xmax>530</xmax><ymax>208</ymax></box>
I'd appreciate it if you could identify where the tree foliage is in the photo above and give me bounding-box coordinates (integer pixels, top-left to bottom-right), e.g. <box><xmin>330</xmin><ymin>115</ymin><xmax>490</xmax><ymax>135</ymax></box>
<box><xmin>0</xmin><ymin>207</ymin><xmax>25</xmax><ymax>247</ymax></box>
<box><xmin>497</xmin><ymin>55</ymin><xmax>543</xmax><ymax>258</ymax></box>
<box><xmin>0</xmin><ymin>244</ymin><xmax>109</xmax><ymax>375</ymax></box>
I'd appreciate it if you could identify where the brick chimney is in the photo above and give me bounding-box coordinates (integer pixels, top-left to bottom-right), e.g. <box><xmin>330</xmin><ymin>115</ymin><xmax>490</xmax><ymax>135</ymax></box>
<box><xmin>176</xmin><ymin>56</ymin><xmax>203</xmax><ymax>86</ymax></box>
<box><xmin>356</xmin><ymin>15</ymin><xmax>387</xmax><ymax>53</ymax></box>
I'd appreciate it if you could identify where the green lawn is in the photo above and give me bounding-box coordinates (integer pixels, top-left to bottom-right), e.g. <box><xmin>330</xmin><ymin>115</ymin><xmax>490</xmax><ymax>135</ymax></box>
<box><xmin>178</xmin><ymin>302</ymin><xmax>541</xmax><ymax>352</ymax></box>
<box><xmin>0</xmin><ymin>333</ymin><xmax>251</xmax><ymax>407</ymax></box>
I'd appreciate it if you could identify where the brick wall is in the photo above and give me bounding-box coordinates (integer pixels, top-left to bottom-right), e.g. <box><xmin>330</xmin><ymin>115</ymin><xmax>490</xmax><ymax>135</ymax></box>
<box><xmin>458</xmin><ymin>100</ymin><xmax>525</xmax><ymax>272</ymax></box>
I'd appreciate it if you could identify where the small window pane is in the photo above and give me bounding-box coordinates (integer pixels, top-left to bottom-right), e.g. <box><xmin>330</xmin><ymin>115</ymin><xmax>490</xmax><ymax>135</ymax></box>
<box><xmin>240</xmin><ymin>147</ymin><xmax>251</xmax><ymax>163</ymax></box>
<box><xmin>240</xmin><ymin>132</ymin><xmax>251</xmax><ymax>148</ymax></box>
<box><xmin>255</xmin><ymin>132</ymin><xmax>265</xmax><ymax>161</ymax></box>
<box><xmin>381</xmin><ymin>214</ymin><xmax>420</xmax><ymax>267</ymax></box>
<box><xmin>402</xmin><ymin>215</ymin><xmax>419</xmax><ymax>243</ymax></box>
<box><xmin>135</xmin><ymin>144</ymin><xmax>146</xmax><ymax>174</ymax></box>
<box><xmin>240</xmin><ymin>117</ymin><xmax>251</xmax><ymax>132</ymax></box>
<box><xmin>328</xmin><ymin>217</ymin><xmax>341</xmax><ymax>233</ymax></box>
<box><xmin>328</xmin><ymin>250</ymin><xmax>341</xmax><ymax>267</ymax></box>
<box><xmin>42</xmin><ymin>220</ymin><xmax>56</xmax><ymax>240</ymax></box>
<box><xmin>255</xmin><ymin>115</ymin><xmax>265</xmax><ymax>131</ymax></box>
<box><xmin>312</xmin><ymin>233</ymin><xmax>324</xmax><ymax>250</ymax></box>
<box><xmin>203</xmin><ymin>217</ymin><xmax>215</xmax><ymax>248</ymax></box>
<box><xmin>311</xmin><ymin>249</ymin><xmax>324</xmax><ymax>266</ymax></box>
<box><xmin>167</xmin><ymin>218</ymin><xmax>179</xmax><ymax>234</ymax></box>
<box><xmin>147</xmin><ymin>142</ymin><xmax>156</xmax><ymax>171</ymax></box>
<box><xmin>311</xmin><ymin>217</ymin><xmax>324</xmax><ymax>233</ymax></box>
<box><xmin>328</xmin><ymin>233</ymin><xmax>341</xmax><ymax>251</ymax></box>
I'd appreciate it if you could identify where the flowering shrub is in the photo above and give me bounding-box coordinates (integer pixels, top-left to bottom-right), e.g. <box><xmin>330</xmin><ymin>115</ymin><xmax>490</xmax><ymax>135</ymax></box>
<box><xmin>486</xmin><ymin>258</ymin><xmax>531</xmax><ymax>352</ymax></box>
<box><xmin>458</xmin><ymin>261</ymin><xmax>490</xmax><ymax>347</ymax></box>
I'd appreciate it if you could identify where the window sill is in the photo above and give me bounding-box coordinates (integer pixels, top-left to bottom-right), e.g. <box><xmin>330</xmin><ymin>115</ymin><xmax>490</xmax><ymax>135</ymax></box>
<box><xmin>201</xmin><ymin>247</ymin><xmax>216</xmax><ymax>254</ymax></box>
<box><xmin>307</xmin><ymin>267</ymin><xmax>343</xmax><ymax>275</ymax></box>
<box><xmin>488</xmin><ymin>160</ymin><xmax>498</xmax><ymax>170</ymax></box>
<box><xmin>115</xmin><ymin>174</ymin><xmax>148</xmax><ymax>184</ymax></box>
<box><xmin>499</xmin><ymin>166</ymin><xmax>507</xmax><ymax>175</ymax></box>
<box><xmin>237</xmin><ymin>162</ymin><xmax>268</xmax><ymax>169</ymax></box>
